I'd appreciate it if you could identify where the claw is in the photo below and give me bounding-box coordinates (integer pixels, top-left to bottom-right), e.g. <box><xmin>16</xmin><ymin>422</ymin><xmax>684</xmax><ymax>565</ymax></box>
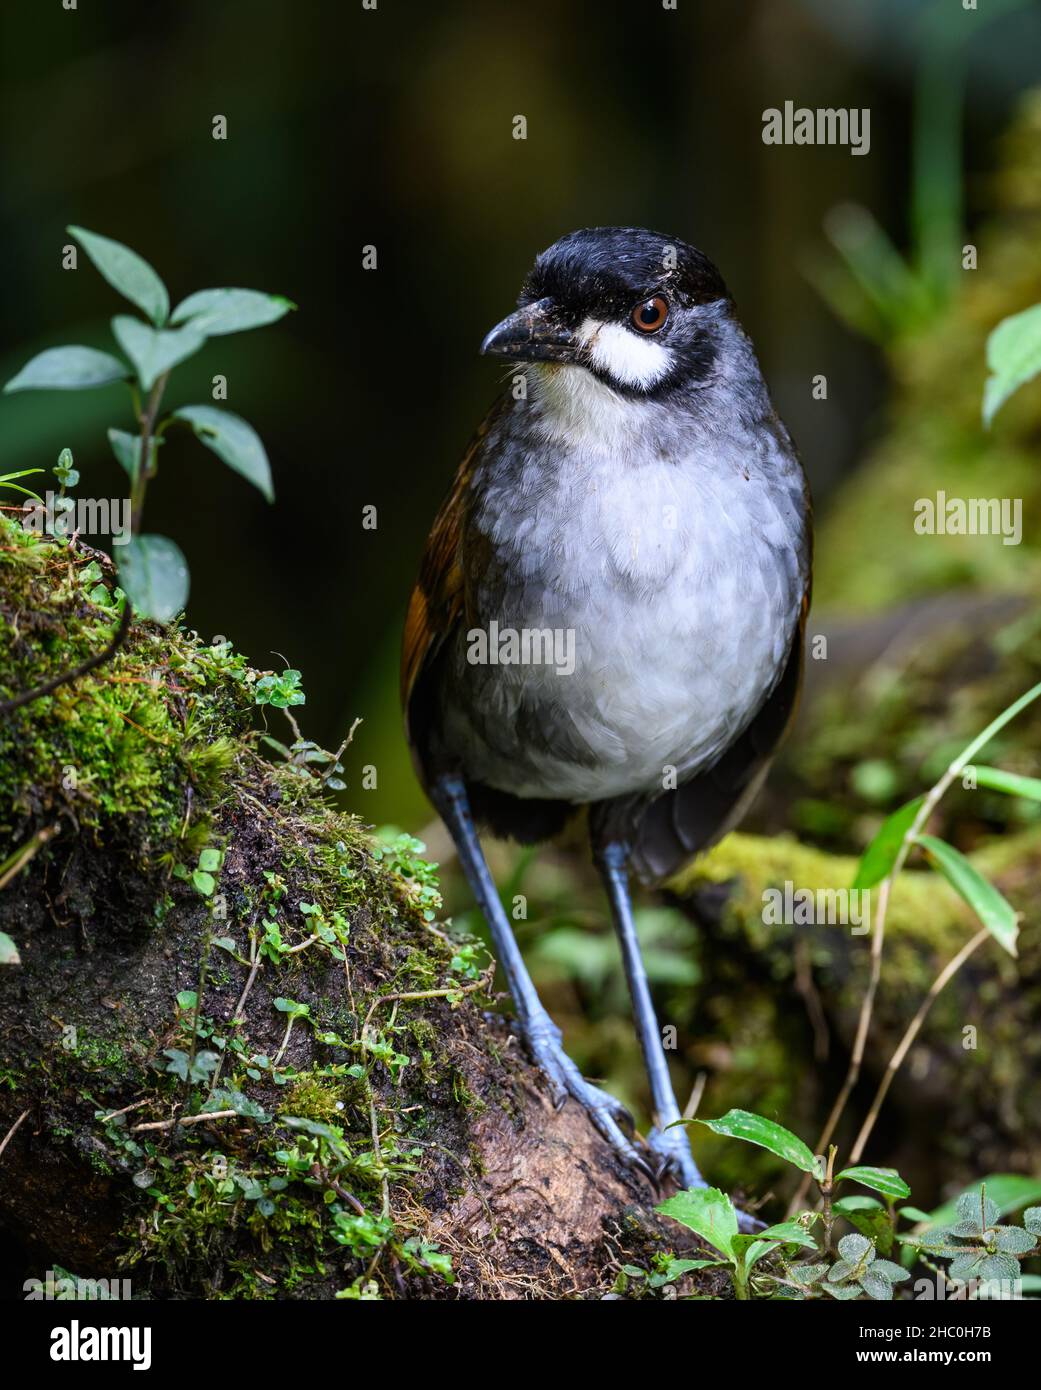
<box><xmin>521</xmin><ymin>1015</ymin><xmax>655</xmax><ymax>1183</ymax></box>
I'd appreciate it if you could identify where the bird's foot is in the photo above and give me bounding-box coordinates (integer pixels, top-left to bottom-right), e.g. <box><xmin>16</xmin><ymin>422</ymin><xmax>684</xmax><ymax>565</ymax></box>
<box><xmin>647</xmin><ymin>1122</ymin><xmax>765</xmax><ymax>1233</ymax></box>
<box><xmin>520</xmin><ymin>1017</ymin><xmax>654</xmax><ymax>1182</ymax></box>
<box><xmin>646</xmin><ymin>1122</ymin><xmax>707</xmax><ymax>1191</ymax></box>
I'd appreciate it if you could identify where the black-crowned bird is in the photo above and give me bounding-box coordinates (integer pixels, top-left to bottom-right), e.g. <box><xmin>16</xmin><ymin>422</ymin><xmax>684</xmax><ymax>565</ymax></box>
<box><xmin>402</xmin><ymin>226</ymin><xmax>811</xmax><ymax>1201</ymax></box>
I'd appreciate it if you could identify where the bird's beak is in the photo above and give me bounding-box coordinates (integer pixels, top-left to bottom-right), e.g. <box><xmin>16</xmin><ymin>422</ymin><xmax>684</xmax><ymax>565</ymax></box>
<box><xmin>480</xmin><ymin>297</ymin><xmax>579</xmax><ymax>363</ymax></box>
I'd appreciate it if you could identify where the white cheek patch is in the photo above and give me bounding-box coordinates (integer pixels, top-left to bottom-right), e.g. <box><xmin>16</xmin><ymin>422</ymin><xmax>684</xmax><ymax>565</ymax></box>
<box><xmin>579</xmin><ymin>317</ymin><xmax>671</xmax><ymax>389</ymax></box>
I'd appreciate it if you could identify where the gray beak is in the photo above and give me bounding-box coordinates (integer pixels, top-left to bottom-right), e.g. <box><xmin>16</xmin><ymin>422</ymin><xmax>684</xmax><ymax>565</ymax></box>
<box><xmin>480</xmin><ymin>297</ymin><xmax>579</xmax><ymax>363</ymax></box>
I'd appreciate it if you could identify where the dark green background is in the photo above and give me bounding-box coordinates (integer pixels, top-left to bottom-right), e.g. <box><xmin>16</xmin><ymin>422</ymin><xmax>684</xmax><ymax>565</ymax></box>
<box><xmin>1</xmin><ymin>0</ymin><xmax>1037</xmax><ymax>826</ymax></box>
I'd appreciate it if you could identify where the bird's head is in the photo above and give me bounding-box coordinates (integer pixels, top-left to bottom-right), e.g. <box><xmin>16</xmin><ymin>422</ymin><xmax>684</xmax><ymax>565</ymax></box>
<box><xmin>480</xmin><ymin>226</ymin><xmax>732</xmax><ymax>400</ymax></box>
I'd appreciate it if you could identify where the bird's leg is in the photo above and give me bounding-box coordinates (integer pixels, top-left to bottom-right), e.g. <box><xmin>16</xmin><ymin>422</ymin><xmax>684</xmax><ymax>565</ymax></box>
<box><xmin>594</xmin><ymin>840</ymin><xmax>708</xmax><ymax>1191</ymax></box>
<box><xmin>432</xmin><ymin>774</ymin><xmax>652</xmax><ymax>1180</ymax></box>
<box><xmin>595</xmin><ymin>842</ymin><xmax>764</xmax><ymax>1230</ymax></box>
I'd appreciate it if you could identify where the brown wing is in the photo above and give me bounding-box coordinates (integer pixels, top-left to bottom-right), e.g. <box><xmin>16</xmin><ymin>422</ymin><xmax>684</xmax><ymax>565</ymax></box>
<box><xmin>400</xmin><ymin>399</ymin><xmax>505</xmax><ymax>749</ymax></box>
<box><xmin>627</xmin><ymin>585</ymin><xmax>812</xmax><ymax>884</ymax></box>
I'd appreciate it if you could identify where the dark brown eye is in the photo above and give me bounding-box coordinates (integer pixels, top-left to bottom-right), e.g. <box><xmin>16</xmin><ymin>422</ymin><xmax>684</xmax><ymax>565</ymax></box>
<box><xmin>631</xmin><ymin>295</ymin><xmax>669</xmax><ymax>333</ymax></box>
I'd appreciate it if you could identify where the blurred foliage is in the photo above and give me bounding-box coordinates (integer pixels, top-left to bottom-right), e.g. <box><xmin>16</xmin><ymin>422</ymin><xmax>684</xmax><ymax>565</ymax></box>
<box><xmin>814</xmin><ymin>90</ymin><xmax>1041</xmax><ymax>610</ymax></box>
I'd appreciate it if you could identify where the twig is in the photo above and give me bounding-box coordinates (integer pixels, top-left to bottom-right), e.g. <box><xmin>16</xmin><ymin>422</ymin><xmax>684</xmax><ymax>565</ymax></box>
<box><xmin>361</xmin><ymin>982</ymin><xmax>483</xmax><ymax>1040</ymax></box>
<box><xmin>847</xmin><ymin>927</ymin><xmax>990</xmax><ymax>1165</ymax></box>
<box><xmin>682</xmin><ymin>1071</ymin><xmax>708</xmax><ymax>1122</ymax></box>
<box><xmin>0</xmin><ymin>824</ymin><xmax>60</xmax><ymax>891</ymax></box>
<box><xmin>131</xmin><ymin>1109</ymin><xmax>238</xmax><ymax>1133</ymax></box>
<box><xmin>0</xmin><ymin>1109</ymin><xmax>30</xmax><ymax>1160</ymax></box>
<box><xmin>0</xmin><ymin>600</ymin><xmax>132</xmax><ymax>717</ymax></box>
<box><xmin>230</xmin><ymin>944</ymin><xmax>263</xmax><ymax>1025</ymax></box>
<box><xmin>99</xmin><ymin>1098</ymin><xmax>150</xmax><ymax>1123</ymax></box>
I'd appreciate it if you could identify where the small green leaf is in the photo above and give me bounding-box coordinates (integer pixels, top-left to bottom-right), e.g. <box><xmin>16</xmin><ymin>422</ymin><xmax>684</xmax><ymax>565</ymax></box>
<box><xmin>1024</xmin><ymin>1208</ymin><xmax>1041</xmax><ymax>1236</ymax></box>
<box><xmin>163</xmin><ymin>1048</ymin><xmax>189</xmax><ymax>1081</ymax></box>
<box><xmin>4</xmin><ymin>345</ymin><xmax>128</xmax><ymax>393</ymax></box>
<box><xmin>983</xmin><ymin>301</ymin><xmax>1041</xmax><ymax>427</ymax></box>
<box><xmin>68</xmin><ymin>225</ymin><xmax>170</xmax><ymax>326</ymax></box>
<box><xmin>0</xmin><ymin>468</ymin><xmax>45</xmax><ymax>493</ymax></box>
<box><xmin>171</xmin><ymin>287</ymin><xmax>295</xmax><ymax>336</ymax></box>
<box><xmin>949</xmin><ymin>1251</ymin><xmax>982</xmax><ymax>1281</ymax></box>
<box><xmin>955</xmin><ymin>1190</ymin><xmax>1000</xmax><ymax>1231</ymax></box>
<box><xmin>871</xmin><ymin>1259</ymin><xmax>911</xmax><ymax>1283</ymax></box>
<box><xmin>837</xmin><ymin>1233</ymin><xmax>873</xmax><ymax>1265</ymax></box>
<box><xmin>198</xmin><ymin>848</ymin><xmax>222</xmax><ymax>873</ymax></box>
<box><xmin>924</xmin><ymin>1177</ymin><xmax>1041</xmax><ymax>1232</ymax></box>
<box><xmin>852</xmin><ymin>796</ymin><xmax>924</xmax><ymax>890</ymax></box>
<box><xmin>898</xmin><ymin>1205</ymin><xmax>934</xmax><ymax>1223</ymax></box>
<box><xmin>971</xmin><ymin>765</ymin><xmax>1041</xmax><ymax>802</ymax></box>
<box><xmin>693</xmin><ymin>1109</ymin><xmax>817</xmax><ymax>1174</ymax></box>
<box><xmin>118</xmin><ymin>534</ymin><xmax>189</xmax><ymax>623</ymax></box>
<box><xmin>173</xmin><ymin>405</ymin><xmax>274</xmax><ymax>502</ymax></box>
<box><xmin>663</xmin><ymin>1257</ymin><xmax>723</xmax><ymax>1275</ymax></box>
<box><xmin>979</xmin><ymin>1252</ymin><xmax>1020</xmax><ymax>1282</ymax></box>
<box><xmin>993</xmin><ymin>1225</ymin><xmax>1036</xmax><ymax>1254</ymax></box>
<box><xmin>112</xmin><ymin>316</ymin><xmax>205</xmax><ymax>392</ymax></box>
<box><xmin>656</xmin><ymin>1186</ymin><xmax>738</xmax><ymax>1261</ymax></box>
<box><xmin>916</xmin><ymin>834</ymin><xmax>1019</xmax><ymax>956</ymax></box>
<box><xmin>756</xmin><ymin>1220</ymin><xmax>818</xmax><ymax>1249</ymax></box>
<box><xmin>823</xmin><ymin>1282</ymin><xmax>861</xmax><ymax>1299</ymax></box>
<box><xmin>176</xmin><ymin>991</ymin><xmax>197</xmax><ymax>1010</ymax></box>
<box><xmin>837</xmin><ymin>1166</ymin><xmax>911</xmax><ymax>1200</ymax></box>
<box><xmin>0</xmin><ymin>931</ymin><xmax>21</xmax><ymax>966</ymax></box>
<box><xmin>108</xmin><ymin>429</ymin><xmax>143</xmax><ymax>481</ymax></box>
<box><xmin>192</xmin><ymin>869</ymin><xmax>216</xmax><ymax>896</ymax></box>
<box><xmin>859</xmin><ymin>1269</ymin><xmax>893</xmax><ymax>1300</ymax></box>
<box><xmin>734</xmin><ymin>1237</ymin><xmax>780</xmax><ymax>1271</ymax></box>
<box><xmin>833</xmin><ymin>1195</ymin><xmax>883</xmax><ymax>1215</ymax></box>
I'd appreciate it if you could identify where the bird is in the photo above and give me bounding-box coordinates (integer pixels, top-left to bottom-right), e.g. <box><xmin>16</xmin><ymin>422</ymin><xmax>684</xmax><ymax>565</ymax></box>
<box><xmin>401</xmin><ymin>226</ymin><xmax>812</xmax><ymax>1199</ymax></box>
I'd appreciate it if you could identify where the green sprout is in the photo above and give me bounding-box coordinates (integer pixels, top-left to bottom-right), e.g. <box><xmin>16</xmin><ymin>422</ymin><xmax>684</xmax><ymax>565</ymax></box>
<box><xmin>3</xmin><ymin>226</ymin><xmax>294</xmax><ymax>622</ymax></box>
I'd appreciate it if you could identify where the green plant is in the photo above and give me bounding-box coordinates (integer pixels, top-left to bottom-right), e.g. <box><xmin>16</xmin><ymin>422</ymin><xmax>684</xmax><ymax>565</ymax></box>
<box><xmin>918</xmin><ymin>1193</ymin><xmax>1040</xmax><ymax>1280</ymax></box>
<box><xmin>172</xmin><ymin>845</ymin><xmax>224</xmax><ymax>897</ymax></box>
<box><xmin>255</xmin><ymin>669</ymin><xmax>306</xmax><ymax>709</ymax></box>
<box><xmin>0</xmin><ymin>467</ymin><xmax>44</xmax><ymax>503</ymax></box>
<box><xmin>983</xmin><ymin>301</ymin><xmax>1041</xmax><ymax>425</ymax></box>
<box><xmin>656</xmin><ymin>1109</ymin><xmax>1040</xmax><ymax>1300</ymax></box>
<box><xmin>3</xmin><ymin>226</ymin><xmax>293</xmax><ymax>621</ymax></box>
<box><xmin>657</xmin><ymin>1183</ymin><xmax>817</xmax><ymax>1300</ymax></box>
<box><xmin>807</xmin><ymin>0</ymin><xmax>1033</xmax><ymax>344</ymax></box>
<box><xmin>372</xmin><ymin>830</ymin><xmax>443</xmax><ymax>922</ymax></box>
<box><xmin>790</xmin><ymin>681</ymin><xmax>1041</xmax><ymax>1200</ymax></box>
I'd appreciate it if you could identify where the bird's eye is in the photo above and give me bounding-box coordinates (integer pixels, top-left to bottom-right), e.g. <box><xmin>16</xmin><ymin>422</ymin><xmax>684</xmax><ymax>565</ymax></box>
<box><xmin>630</xmin><ymin>295</ymin><xmax>669</xmax><ymax>333</ymax></box>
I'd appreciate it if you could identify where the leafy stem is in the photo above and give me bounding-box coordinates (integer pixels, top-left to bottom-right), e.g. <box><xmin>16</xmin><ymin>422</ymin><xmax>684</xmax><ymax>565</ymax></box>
<box><xmin>132</xmin><ymin>370</ymin><xmax>168</xmax><ymax>531</ymax></box>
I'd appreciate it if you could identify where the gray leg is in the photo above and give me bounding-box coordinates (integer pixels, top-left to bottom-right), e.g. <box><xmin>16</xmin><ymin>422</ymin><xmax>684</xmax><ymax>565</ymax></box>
<box><xmin>595</xmin><ymin>841</ymin><xmax>707</xmax><ymax>1190</ymax></box>
<box><xmin>433</xmin><ymin>775</ymin><xmax>652</xmax><ymax>1180</ymax></box>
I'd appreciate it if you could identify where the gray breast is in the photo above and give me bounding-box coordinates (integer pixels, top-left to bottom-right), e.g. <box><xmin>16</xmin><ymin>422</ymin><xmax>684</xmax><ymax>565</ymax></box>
<box><xmin>436</xmin><ymin>373</ymin><xmax>810</xmax><ymax>805</ymax></box>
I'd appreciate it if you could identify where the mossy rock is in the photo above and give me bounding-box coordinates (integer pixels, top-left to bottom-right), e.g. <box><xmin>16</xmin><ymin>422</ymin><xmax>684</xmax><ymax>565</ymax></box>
<box><xmin>0</xmin><ymin>517</ymin><xmax>693</xmax><ymax>1300</ymax></box>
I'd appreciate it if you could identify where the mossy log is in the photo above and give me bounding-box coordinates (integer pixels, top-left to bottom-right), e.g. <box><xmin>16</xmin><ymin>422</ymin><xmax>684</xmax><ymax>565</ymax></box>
<box><xmin>0</xmin><ymin>520</ymin><xmax>688</xmax><ymax>1301</ymax></box>
<box><xmin>667</xmin><ymin>830</ymin><xmax>1041</xmax><ymax>1199</ymax></box>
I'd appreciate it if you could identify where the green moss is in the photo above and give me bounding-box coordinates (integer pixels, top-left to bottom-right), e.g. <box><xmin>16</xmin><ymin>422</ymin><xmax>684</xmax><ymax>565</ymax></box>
<box><xmin>0</xmin><ymin>518</ymin><xmax>491</xmax><ymax>1299</ymax></box>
